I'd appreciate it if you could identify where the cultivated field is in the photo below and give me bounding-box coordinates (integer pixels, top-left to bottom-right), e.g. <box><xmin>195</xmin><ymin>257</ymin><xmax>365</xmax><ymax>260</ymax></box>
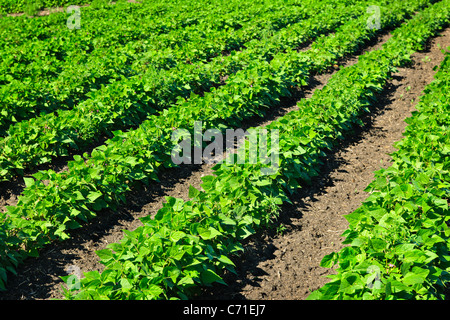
<box><xmin>0</xmin><ymin>0</ymin><xmax>449</xmax><ymax>301</ymax></box>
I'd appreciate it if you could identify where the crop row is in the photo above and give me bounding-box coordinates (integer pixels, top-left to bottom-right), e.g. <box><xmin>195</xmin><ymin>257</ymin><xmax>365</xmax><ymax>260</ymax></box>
<box><xmin>60</xmin><ymin>0</ymin><xmax>450</xmax><ymax>299</ymax></box>
<box><xmin>0</xmin><ymin>0</ymin><xmax>437</xmax><ymax>291</ymax></box>
<box><xmin>0</xmin><ymin>0</ymin><xmax>261</xmax><ymax>47</ymax></box>
<box><xmin>308</xmin><ymin>52</ymin><xmax>450</xmax><ymax>300</ymax></box>
<box><xmin>0</xmin><ymin>0</ymin><xmax>381</xmax><ymax>178</ymax></box>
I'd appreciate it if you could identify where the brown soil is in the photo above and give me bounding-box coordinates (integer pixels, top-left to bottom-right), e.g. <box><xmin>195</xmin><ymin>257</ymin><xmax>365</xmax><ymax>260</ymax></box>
<box><xmin>0</xmin><ymin>26</ymin><xmax>449</xmax><ymax>300</ymax></box>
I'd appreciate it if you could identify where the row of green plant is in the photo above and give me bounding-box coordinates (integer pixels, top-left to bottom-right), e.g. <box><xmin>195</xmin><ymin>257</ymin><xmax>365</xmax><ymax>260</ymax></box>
<box><xmin>307</xmin><ymin>52</ymin><xmax>450</xmax><ymax>300</ymax></box>
<box><xmin>60</xmin><ymin>0</ymin><xmax>450</xmax><ymax>299</ymax></box>
<box><xmin>0</xmin><ymin>0</ymin><xmax>306</xmax><ymax>83</ymax></box>
<box><xmin>0</xmin><ymin>0</ymin><xmax>184</xmax><ymax>51</ymax></box>
<box><xmin>0</xmin><ymin>0</ymin><xmax>89</xmax><ymax>15</ymax></box>
<box><xmin>0</xmin><ymin>0</ymin><xmax>436</xmax><ymax>291</ymax></box>
<box><xmin>0</xmin><ymin>0</ymin><xmax>382</xmax><ymax>178</ymax></box>
<box><xmin>0</xmin><ymin>0</ymin><xmax>308</xmax><ymax>132</ymax></box>
<box><xmin>1</xmin><ymin>0</ymin><xmax>304</xmax><ymax>47</ymax></box>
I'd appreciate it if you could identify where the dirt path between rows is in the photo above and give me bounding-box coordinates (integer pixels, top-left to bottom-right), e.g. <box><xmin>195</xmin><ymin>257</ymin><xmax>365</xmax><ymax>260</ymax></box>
<box><xmin>0</xmin><ymin>26</ymin><xmax>449</xmax><ymax>300</ymax></box>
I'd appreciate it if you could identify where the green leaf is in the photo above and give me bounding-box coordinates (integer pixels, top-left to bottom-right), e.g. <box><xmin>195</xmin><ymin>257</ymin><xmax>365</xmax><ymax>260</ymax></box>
<box><xmin>170</xmin><ymin>231</ymin><xmax>186</xmax><ymax>243</ymax></box>
<box><xmin>188</xmin><ymin>185</ymin><xmax>200</xmax><ymax>198</ymax></box>
<box><xmin>339</xmin><ymin>272</ymin><xmax>364</xmax><ymax>294</ymax></box>
<box><xmin>442</xmin><ymin>144</ymin><xmax>450</xmax><ymax>155</ymax></box>
<box><xmin>96</xmin><ymin>249</ymin><xmax>113</xmax><ymax>262</ymax></box>
<box><xmin>307</xmin><ymin>281</ymin><xmax>340</xmax><ymax>300</ymax></box>
<box><xmin>178</xmin><ymin>275</ymin><xmax>195</xmax><ymax>287</ymax></box>
<box><xmin>370</xmin><ymin>238</ymin><xmax>386</xmax><ymax>252</ymax></box>
<box><xmin>320</xmin><ymin>252</ymin><xmax>338</xmax><ymax>268</ymax></box>
<box><xmin>385</xmin><ymin>281</ymin><xmax>392</xmax><ymax>296</ymax></box>
<box><xmin>374</xmin><ymin>176</ymin><xmax>388</xmax><ymax>189</ymax></box>
<box><xmin>201</xmin><ymin>269</ymin><xmax>226</xmax><ymax>286</ymax></box>
<box><xmin>236</xmin><ymin>225</ymin><xmax>254</xmax><ymax>240</ymax></box>
<box><xmin>73</xmin><ymin>191</ymin><xmax>85</xmax><ymax>201</ymax></box>
<box><xmin>143</xmin><ymin>284</ymin><xmax>164</xmax><ymax>299</ymax></box>
<box><xmin>173</xmin><ymin>198</ymin><xmax>184</xmax><ymax>212</ymax></box>
<box><xmin>168</xmin><ymin>267</ymin><xmax>181</xmax><ymax>283</ymax></box>
<box><xmin>217</xmin><ymin>255</ymin><xmax>235</xmax><ymax>267</ymax></box>
<box><xmin>87</xmin><ymin>191</ymin><xmax>102</xmax><ymax>202</ymax></box>
<box><xmin>23</xmin><ymin>177</ymin><xmax>35</xmax><ymax>188</ymax></box>
<box><xmin>120</xmin><ymin>278</ymin><xmax>132</xmax><ymax>291</ymax></box>
<box><xmin>66</xmin><ymin>220</ymin><xmax>81</xmax><ymax>229</ymax></box>
<box><xmin>198</xmin><ymin>227</ymin><xmax>222</xmax><ymax>240</ymax></box>
<box><xmin>403</xmin><ymin>267</ymin><xmax>429</xmax><ymax>286</ymax></box>
<box><xmin>253</xmin><ymin>179</ymin><xmax>272</xmax><ymax>186</ymax></box>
